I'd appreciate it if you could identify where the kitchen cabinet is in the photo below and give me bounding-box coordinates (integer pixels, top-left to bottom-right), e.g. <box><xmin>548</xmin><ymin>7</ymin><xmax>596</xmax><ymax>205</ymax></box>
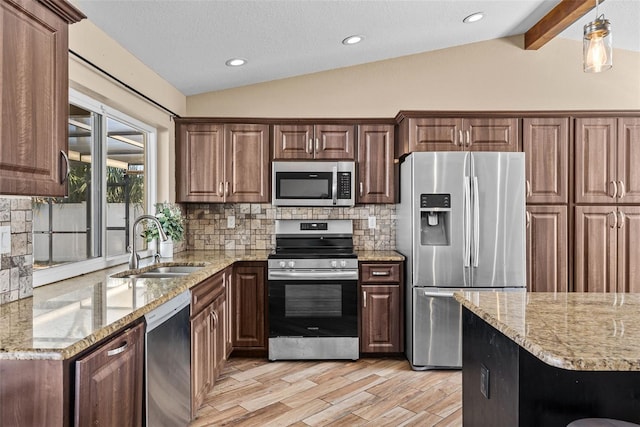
<box><xmin>574</xmin><ymin>206</ymin><xmax>640</xmax><ymax>293</ymax></box>
<box><xmin>176</xmin><ymin>122</ymin><xmax>270</xmax><ymax>203</ymax></box>
<box><xmin>396</xmin><ymin>116</ymin><xmax>520</xmax><ymax>157</ymax></box>
<box><xmin>575</xmin><ymin>117</ymin><xmax>640</xmax><ymax>204</ymax></box>
<box><xmin>75</xmin><ymin>322</ymin><xmax>144</xmax><ymax>427</ymax></box>
<box><xmin>359</xmin><ymin>262</ymin><xmax>403</xmax><ymax>353</ymax></box>
<box><xmin>357</xmin><ymin>124</ymin><xmax>395</xmax><ymax>204</ymax></box>
<box><xmin>231</xmin><ymin>262</ymin><xmax>267</xmax><ymax>355</ymax></box>
<box><xmin>526</xmin><ymin>206</ymin><xmax>568</xmax><ymax>292</ymax></box>
<box><xmin>0</xmin><ymin>0</ymin><xmax>84</xmax><ymax>196</ymax></box>
<box><xmin>273</xmin><ymin>124</ymin><xmax>355</xmax><ymax>160</ymax></box>
<box><xmin>523</xmin><ymin>117</ymin><xmax>570</xmax><ymax>204</ymax></box>
<box><xmin>191</xmin><ymin>271</ymin><xmax>227</xmax><ymax>416</ymax></box>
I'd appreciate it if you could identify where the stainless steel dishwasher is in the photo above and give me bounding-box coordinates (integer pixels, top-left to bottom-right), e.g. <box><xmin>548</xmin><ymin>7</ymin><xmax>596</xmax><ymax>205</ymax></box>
<box><xmin>145</xmin><ymin>290</ymin><xmax>191</xmax><ymax>427</ymax></box>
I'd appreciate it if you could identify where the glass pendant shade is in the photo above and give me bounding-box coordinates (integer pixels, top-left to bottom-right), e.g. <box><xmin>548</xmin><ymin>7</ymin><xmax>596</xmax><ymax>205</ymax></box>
<box><xmin>583</xmin><ymin>17</ymin><xmax>612</xmax><ymax>73</ymax></box>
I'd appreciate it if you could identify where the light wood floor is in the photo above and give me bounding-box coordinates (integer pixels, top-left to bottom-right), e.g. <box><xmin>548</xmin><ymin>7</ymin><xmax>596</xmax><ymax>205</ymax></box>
<box><xmin>190</xmin><ymin>357</ymin><xmax>462</xmax><ymax>427</ymax></box>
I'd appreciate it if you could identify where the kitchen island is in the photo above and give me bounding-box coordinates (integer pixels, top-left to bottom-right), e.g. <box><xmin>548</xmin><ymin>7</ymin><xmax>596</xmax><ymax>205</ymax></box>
<box><xmin>455</xmin><ymin>291</ymin><xmax>640</xmax><ymax>427</ymax></box>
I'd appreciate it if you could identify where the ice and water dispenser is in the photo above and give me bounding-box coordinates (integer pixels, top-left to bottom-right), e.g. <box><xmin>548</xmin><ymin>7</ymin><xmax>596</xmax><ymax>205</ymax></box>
<box><xmin>419</xmin><ymin>194</ymin><xmax>450</xmax><ymax>246</ymax></box>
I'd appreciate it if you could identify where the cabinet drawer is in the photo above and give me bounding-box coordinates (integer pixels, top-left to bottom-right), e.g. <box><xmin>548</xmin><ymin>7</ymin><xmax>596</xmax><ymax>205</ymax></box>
<box><xmin>191</xmin><ymin>272</ymin><xmax>225</xmax><ymax>316</ymax></box>
<box><xmin>360</xmin><ymin>263</ymin><xmax>400</xmax><ymax>283</ymax></box>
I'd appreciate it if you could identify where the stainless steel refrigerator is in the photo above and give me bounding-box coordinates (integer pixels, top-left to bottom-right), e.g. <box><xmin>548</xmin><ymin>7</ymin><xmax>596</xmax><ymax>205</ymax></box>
<box><xmin>397</xmin><ymin>152</ymin><xmax>526</xmax><ymax>370</ymax></box>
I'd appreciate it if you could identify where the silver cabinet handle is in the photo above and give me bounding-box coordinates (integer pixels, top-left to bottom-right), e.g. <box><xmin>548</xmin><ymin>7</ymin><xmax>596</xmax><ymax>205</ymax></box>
<box><xmin>107</xmin><ymin>342</ymin><xmax>128</xmax><ymax>356</ymax></box>
<box><xmin>611</xmin><ymin>180</ymin><xmax>618</xmax><ymax>199</ymax></box>
<box><xmin>363</xmin><ymin>291</ymin><xmax>367</xmax><ymax>308</ymax></box>
<box><xmin>60</xmin><ymin>151</ymin><xmax>70</xmax><ymax>183</ymax></box>
<box><xmin>315</xmin><ymin>138</ymin><xmax>319</xmax><ymax>153</ymax></box>
<box><xmin>308</xmin><ymin>138</ymin><xmax>313</xmax><ymax>154</ymax></box>
<box><xmin>618</xmin><ymin>180</ymin><xmax>626</xmax><ymax>199</ymax></box>
<box><xmin>225</xmin><ymin>181</ymin><xmax>230</xmax><ymax>197</ymax></box>
<box><xmin>526</xmin><ymin>211</ymin><xmax>531</xmax><ymax>229</ymax></box>
<box><xmin>526</xmin><ymin>180</ymin><xmax>532</xmax><ymax>198</ymax></box>
<box><xmin>456</xmin><ymin>130</ymin><xmax>462</xmax><ymax>147</ymax></box>
<box><xmin>618</xmin><ymin>211</ymin><xmax>625</xmax><ymax>228</ymax></box>
<box><xmin>466</xmin><ymin>130</ymin><xmax>471</xmax><ymax>147</ymax></box>
<box><xmin>371</xmin><ymin>271</ymin><xmax>390</xmax><ymax>276</ymax></box>
<box><xmin>219</xmin><ymin>182</ymin><xmax>224</xmax><ymax>196</ymax></box>
<box><xmin>360</xmin><ymin>182</ymin><xmax>364</xmax><ymax>196</ymax></box>
<box><xmin>610</xmin><ymin>211</ymin><xmax>618</xmax><ymax>229</ymax></box>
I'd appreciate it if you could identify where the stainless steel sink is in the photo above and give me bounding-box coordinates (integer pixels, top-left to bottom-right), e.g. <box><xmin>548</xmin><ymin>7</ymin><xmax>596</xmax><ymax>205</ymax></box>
<box><xmin>111</xmin><ymin>264</ymin><xmax>204</xmax><ymax>280</ymax></box>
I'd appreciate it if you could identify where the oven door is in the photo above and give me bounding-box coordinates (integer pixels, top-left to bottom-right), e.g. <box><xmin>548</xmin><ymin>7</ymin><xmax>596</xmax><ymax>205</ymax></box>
<box><xmin>268</xmin><ymin>274</ymin><xmax>358</xmax><ymax>338</ymax></box>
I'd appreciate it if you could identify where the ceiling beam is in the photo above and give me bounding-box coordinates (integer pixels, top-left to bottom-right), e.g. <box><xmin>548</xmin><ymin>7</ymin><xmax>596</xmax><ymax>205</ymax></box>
<box><xmin>524</xmin><ymin>0</ymin><xmax>602</xmax><ymax>50</ymax></box>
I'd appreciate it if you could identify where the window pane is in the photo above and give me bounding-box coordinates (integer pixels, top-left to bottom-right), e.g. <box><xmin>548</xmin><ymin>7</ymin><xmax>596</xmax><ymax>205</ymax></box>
<box><xmin>33</xmin><ymin>106</ymin><xmax>98</xmax><ymax>269</ymax></box>
<box><xmin>105</xmin><ymin>117</ymin><xmax>146</xmax><ymax>257</ymax></box>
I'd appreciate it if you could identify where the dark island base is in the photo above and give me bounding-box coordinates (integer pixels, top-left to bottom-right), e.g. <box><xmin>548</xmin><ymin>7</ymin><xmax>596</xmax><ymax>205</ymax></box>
<box><xmin>462</xmin><ymin>307</ymin><xmax>640</xmax><ymax>427</ymax></box>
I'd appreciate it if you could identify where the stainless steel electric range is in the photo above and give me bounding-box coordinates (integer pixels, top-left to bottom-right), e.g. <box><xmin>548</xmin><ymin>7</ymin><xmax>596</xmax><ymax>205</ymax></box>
<box><xmin>268</xmin><ymin>219</ymin><xmax>359</xmax><ymax>361</ymax></box>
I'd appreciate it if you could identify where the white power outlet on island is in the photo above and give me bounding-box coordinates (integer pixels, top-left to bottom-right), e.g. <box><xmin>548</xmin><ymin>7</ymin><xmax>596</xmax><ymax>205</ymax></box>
<box><xmin>368</xmin><ymin>216</ymin><xmax>376</xmax><ymax>229</ymax></box>
<box><xmin>227</xmin><ymin>215</ymin><xmax>235</xmax><ymax>229</ymax></box>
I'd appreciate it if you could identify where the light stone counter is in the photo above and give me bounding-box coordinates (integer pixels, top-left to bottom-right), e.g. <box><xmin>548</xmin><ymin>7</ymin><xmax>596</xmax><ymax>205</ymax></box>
<box><xmin>356</xmin><ymin>250</ymin><xmax>405</xmax><ymax>262</ymax></box>
<box><xmin>0</xmin><ymin>250</ymin><xmax>269</xmax><ymax>361</ymax></box>
<box><xmin>455</xmin><ymin>291</ymin><xmax>640</xmax><ymax>371</ymax></box>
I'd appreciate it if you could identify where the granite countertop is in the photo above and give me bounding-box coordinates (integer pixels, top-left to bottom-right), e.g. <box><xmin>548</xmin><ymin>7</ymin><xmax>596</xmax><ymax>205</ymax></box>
<box><xmin>455</xmin><ymin>291</ymin><xmax>640</xmax><ymax>371</ymax></box>
<box><xmin>0</xmin><ymin>249</ymin><xmax>402</xmax><ymax>361</ymax></box>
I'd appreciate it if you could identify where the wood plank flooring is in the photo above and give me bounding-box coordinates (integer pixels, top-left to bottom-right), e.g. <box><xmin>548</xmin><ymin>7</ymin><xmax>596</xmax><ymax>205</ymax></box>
<box><xmin>190</xmin><ymin>357</ymin><xmax>462</xmax><ymax>427</ymax></box>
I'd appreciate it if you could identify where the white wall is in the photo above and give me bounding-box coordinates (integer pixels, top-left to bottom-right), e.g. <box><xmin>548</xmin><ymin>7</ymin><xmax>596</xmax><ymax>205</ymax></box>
<box><xmin>187</xmin><ymin>36</ymin><xmax>640</xmax><ymax>117</ymax></box>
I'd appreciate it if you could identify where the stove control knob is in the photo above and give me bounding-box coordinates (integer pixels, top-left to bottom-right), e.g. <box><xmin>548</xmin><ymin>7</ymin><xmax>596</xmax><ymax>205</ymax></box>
<box><xmin>279</xmin><ymin>261</ymin><xmax>286</xmax><ymax>268</ymax></box>
<box><xmin>340</xmin><ymin>260</ymin><xmax>347</xmax><ymax>267</ymax></box>
<box><xmin>330</xmin><ymin>260</ymin><xmax>338</xmax><ymax>268</ymax></box>
<box><xmin>288</xmin><ymin>261</ymin><xmax>296</xmax><ymax>268</ymax></box>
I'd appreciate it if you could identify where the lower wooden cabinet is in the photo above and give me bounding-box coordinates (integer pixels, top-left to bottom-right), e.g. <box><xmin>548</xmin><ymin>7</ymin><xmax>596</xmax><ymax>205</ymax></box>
<box><xmin>359</xmin><ymin>262</ymin><xmax>404</xmax><ymax>353</ymax></box>
<box><xmin>231</xmin><ymin>262</ymin><xmax>267</xmax><ymax>354</ymax></box>
<box><xmin>75</xmin><ymin>322</ymin><xmax>144</xmax><ymax>427</ymax></box>
<box><xmin>526</xmin><ymin>205</ymin><xmax>568</xmax><ymax>292</ymax></box>
<box><xmin>191</xmin><ymin>270</ymin><xmax>227</xmax><ymax>416</ymax></box>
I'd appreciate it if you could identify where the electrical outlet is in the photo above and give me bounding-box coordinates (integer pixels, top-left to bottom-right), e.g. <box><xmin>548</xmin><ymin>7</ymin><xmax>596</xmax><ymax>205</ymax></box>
<box><xmin>0</xmin><ymin>226</ymin><xmax>10</xmax><ymax>254</ymax></box>
<box><xmin>480</xmin><ymin>364</ymin><xmax>490</xmax><ymax>399</ymax></box>
<box><xmin>227</xmin><ymin>215</ymin><xmax>235</xmax><ymax>229</ymax></box>
<box><xmin>368</xmin><ymin>216</ymin><xmax>376</xmax><ymax>229</ymax></box>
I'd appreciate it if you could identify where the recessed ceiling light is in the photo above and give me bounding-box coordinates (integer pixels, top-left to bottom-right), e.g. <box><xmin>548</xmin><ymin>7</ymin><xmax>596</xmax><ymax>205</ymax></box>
<box><xmin>225</xmin><ymin>58</ymin><xmax>246</xmax><ymax>67</ymax></box>
<box><xmin>342</xmin><ymin>35</ymin><xmax>363</xmax><ymax>45</ymax></box>
<box><xmin>463</xmin><ymin>12</ymin><xmax>484</xmax><ymax>23</ymax></box>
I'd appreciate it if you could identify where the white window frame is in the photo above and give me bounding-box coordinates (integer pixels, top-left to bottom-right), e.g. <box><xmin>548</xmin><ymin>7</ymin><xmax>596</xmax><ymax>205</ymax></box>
<box><xmin>34</xmin><ymin>89</ymin><xmax>157</xmax><ymax>286</ymax></box>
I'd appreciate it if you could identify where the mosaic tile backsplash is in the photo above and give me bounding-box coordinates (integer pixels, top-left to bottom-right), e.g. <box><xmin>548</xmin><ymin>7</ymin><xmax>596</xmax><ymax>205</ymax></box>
<box><xmin>0</xmin><ymin>198</ymin><xmax>33</xmax><ymax>304</ymax></box>
<box><xmin>185</xmin><ymin>204</ymin><xmax>396</xmax><ymax>252</ymax></box>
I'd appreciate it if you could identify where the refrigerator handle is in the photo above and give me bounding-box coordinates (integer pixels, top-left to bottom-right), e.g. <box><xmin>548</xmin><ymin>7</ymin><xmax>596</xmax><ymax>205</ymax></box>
<box><xmin>464</xmin><ymin>176</ymin><xmax>471</xmax><ymax>267</ymax></box>
<box><xmin>473</xmin><ymin>176</ymin><xmax>480</xmax><ymax>268</ymax></box>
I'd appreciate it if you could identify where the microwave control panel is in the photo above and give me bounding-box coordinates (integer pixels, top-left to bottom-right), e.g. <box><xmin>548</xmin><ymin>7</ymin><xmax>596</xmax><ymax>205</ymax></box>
<box><xmin>337</xmin><ymin>172</ymin><xmax>352</xmax><ymax>199</ymax></box>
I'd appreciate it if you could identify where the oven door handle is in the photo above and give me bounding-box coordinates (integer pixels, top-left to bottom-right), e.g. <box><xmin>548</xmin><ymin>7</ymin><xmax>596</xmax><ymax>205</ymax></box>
<box><xmin>268</xmin><ymin>270</ymin><xmax>359</xmax><ymax>281</ymax></box>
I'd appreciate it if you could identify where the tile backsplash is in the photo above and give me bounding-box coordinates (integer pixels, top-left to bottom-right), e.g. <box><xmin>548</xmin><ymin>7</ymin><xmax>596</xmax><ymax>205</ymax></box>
<box><xmin>185</xmin><ymin>204</ymin><xmax>396</xmax><ymax>252</ymax></box>
<box><xmin>0</xmin><ymin>198</ymin><xmax>33</xmax><ymax>304</ymax></box>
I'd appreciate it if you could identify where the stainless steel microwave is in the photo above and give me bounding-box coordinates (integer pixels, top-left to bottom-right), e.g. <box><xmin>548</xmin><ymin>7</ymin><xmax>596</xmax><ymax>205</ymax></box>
<box><xmin>272</xmin><ymin>161</ymin><xmax>355</xmax><ymax>207</ymax></box>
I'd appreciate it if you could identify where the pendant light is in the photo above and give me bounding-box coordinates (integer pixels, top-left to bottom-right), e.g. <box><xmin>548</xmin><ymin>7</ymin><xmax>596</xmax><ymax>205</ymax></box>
<box><xmin>583</xmin><ymin>0</ymin><xmax>612</xmax><ymax>73</ymax></box>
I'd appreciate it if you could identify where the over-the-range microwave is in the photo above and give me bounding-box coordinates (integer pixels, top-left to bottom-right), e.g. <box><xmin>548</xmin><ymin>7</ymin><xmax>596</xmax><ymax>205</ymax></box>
<box><xmin>272</xmin><ymin>161</ymin><xmax>355</xmax><ymax>207</ymax></box>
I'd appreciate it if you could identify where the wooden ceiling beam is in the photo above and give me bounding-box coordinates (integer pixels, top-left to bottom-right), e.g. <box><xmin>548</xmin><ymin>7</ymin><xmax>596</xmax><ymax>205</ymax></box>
<box><xmin>524</xmin><ymin>0</ymin><xmax>602</xmax><ymax>50</ymax></box>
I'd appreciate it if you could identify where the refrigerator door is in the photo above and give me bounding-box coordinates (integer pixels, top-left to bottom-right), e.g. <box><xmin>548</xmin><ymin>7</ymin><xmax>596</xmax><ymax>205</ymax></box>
<box><xmin>470</xmin><ymin>152</ymin><xmax>526</xmax><ymax>288</ymax></box>
<box><xmin>412</xmin><ymin>152</ymin><xmax>471</xmax><ymax>287</ymax></box>
<box><xmin>411</xmin><ymin>287</ymin><xmax>462</xmax><ymax>369</ymax></box>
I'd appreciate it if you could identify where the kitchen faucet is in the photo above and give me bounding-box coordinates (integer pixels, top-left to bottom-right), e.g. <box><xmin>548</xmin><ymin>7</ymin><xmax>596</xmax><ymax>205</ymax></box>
<box><xmin>128</xmin><ymin>215</ymin><xmax>168</xmax><ymax>269</ymax></box>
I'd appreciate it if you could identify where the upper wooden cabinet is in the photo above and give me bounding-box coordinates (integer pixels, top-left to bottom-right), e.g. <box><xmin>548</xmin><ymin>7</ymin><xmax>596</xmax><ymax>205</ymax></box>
<box><xmin>273</xmin><ymin>124</ymin><xmax>355</xmax><ymax>160</ymax></box>
<box><xmin>357</xmin><ymin>125</ymin><xmax>395</xmax><ymax>204</ymax></box>
<box><xmin>176</xmin><ymin>122</ymin><xmax>270</xmax><ymax>203</ymax></box>
<box><xmin>396</xmin><ymin>116</ymin><xmax>520</xmax><ymax>157</ymax></box>
<box><xmin>574</xmin><ymin>205</ymin><xmax>640</xmax><ymax>293</ymax></box>
<box><xmin>523</xmin><ymin>118</ymin><xmax>569</xmax><ymax>204</ymax></box>
<box><xmin>575</xmin><ymin>117</ymin><xmax>640</xmax><ymax>204</ymax></box>
<box><xmin>0</xmin><ymin>0</ymin><xmax>84</xmax><ymax>196</ymax></box>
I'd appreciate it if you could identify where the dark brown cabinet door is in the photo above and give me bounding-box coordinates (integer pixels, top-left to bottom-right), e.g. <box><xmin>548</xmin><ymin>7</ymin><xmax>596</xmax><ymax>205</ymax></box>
<box><xmin>574</xmin><ymin>206</ymin><xmax>617</xmax><ymax>292</ymax></box>
<box><xmin>357</xmin><ymin>125</ymin><xmax>395</xmax><ymax>204</ymax></box>
<box><xmin>273</xmin><ymin>124</ymin><xmax>314</xmax><ymax>159</ymax></box>
<box><xmin>232</xmin><ymin>263</ymin><xmax>266</xmax><ymax>350</ymax></box>
<box><xmin>575</xmin><ymin>118</ymin><xmax>618</xmax><ymax>204</ymax></box>
<box><xmin>404</xmin><ymin>118</ymin><xmax>462</xmax><ymax>152</ymax></box>
<box><xmin>523</xmin><ymin>118</ymin><xmax>569</xmax><ymax>204</ymax></box>
<box><xmin>211</xmin><ymin>293</ymin><xmax>226</xmax><ymax>382</ymax></box>
<box><xmin>0</xmin><ymin>0</ymin><xmax>83</xmax><ymax>196</ymax></box>
<box><xmin>617</xmin><ymin>206</ymin><xmax>640</xmax><ymax>292</ymax></box>
<box><xmin>360</xmin><ymin>285</ymin><xmax>401</xmax><ymax>353</ymax></box>
<box><xmin>526</xmin><ymin>206</ymin><xmax>568</xmax><ymax>292</ymax></box>
<box><xmin>176</xmin><ymin>123</ymin><xmax>225</xmax><ymax>202</ymax></box>
<box><xmin>314</xmin><ymin>125</ymin><xmax>355</xmax><ymax>160</ymax></box>
<box><xmin>224</xmin><ymin>124</ymin><xmax>270</xmax><ymax>203</ymax></box>
<box><xmin>465</xmin><ymin>118</ymin><xmax>520</xmax><ymax>152</ymax></box>
<box><xmin>191</xmin><ymin>306</ymin><xmax>212</xmax><ymax>416</ymax></box>
<box><xmin>273</xmin><ymin>124</ymin><xmax>355</xmax><ymax>160</ymax></box>
<box><xmin>75</xmin><ymin>323</ymin><xmax>144</xmax><ymax>427</ymax></box>
<box><xmin>617</xmin><ymin>118</ymin><xmax>640</xmax><ymax>204</ymax></box>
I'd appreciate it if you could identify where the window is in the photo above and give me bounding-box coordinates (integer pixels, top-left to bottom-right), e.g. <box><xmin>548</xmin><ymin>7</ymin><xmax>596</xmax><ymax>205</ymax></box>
<box><xmin>33</xmin><ymin>90</ymin><xmax>157</xmax><ymax>286</ymax></box>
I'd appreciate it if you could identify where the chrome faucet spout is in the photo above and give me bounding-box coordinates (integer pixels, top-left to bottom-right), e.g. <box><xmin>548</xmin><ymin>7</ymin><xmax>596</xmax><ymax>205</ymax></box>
<box><xmin>129</xmin><ymin>215</ymin><xmax>168</xmax><ymax>269</ymax></box>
